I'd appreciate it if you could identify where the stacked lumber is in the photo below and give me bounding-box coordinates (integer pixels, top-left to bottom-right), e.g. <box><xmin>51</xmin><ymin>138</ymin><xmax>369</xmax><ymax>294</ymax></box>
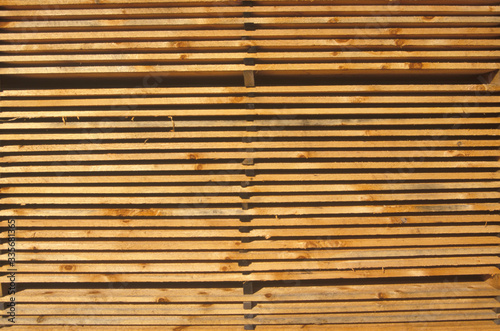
<box><xmin>0</xmin><ymin>0</ymin><xmax>499</xmax><ymax>329</ymax></box>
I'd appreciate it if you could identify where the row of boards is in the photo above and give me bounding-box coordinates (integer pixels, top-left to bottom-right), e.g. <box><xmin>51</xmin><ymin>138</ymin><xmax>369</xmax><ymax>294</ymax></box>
<box><xmin>1</xmin><ymin>0</ymin><xmax>500</xmax><ymax>329</ymax></box>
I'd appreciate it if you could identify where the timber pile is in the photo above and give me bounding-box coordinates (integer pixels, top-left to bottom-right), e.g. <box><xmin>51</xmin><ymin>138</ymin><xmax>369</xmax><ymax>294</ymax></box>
<box><xmin>0</xmin><ymin>0</ymin><xmax>500</xmax><ymax>329</ymax></box>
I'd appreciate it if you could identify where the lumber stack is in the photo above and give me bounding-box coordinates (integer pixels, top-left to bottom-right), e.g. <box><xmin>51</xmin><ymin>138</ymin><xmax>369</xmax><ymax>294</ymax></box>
<box><xmin>0</xmin><ymin>0</ymin><xmax>499</xmax><ymax>329</ymax></box>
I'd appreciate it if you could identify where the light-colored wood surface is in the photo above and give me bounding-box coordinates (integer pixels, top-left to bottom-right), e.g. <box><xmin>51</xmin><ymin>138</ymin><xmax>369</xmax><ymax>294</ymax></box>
<box><xmin>1</xmin><ymin>0</ymin><xmax>499</xmax><ymax>329</ymax></box>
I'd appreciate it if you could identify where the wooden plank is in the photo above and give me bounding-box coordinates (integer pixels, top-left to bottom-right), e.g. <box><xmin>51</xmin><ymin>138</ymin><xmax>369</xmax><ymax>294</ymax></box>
<box><xmin>5</xmin><ymin>226</ymin><xmax>500</xmax><ymax>239</ymax></box>
<box><xmin>2</xmin><ymin>17</ymin><xmax>499</xmax><ymax>32</ymax></box>
<box><xmin>1</xmin><ymin>62</ymin><xmax>498</xmax><ymax>76</ymax></box>
<box><xmin>7</xmin><ymin>298</ymin><xmax>500</xmax><ymax>315</ymax></box>
<box><xmin>4</xmin><ymin>118</ymin><xmax>499</xmax><ymax>131</ymax></box>
<box><xmin>3</xmin><ymin>173</ymin><xmax>499</xmax><ymax>186</ymax></box>
<box><xmin>3</xmin><ymin>114</ymin><xmax>497</xmax><ymax>130</ymax></box>
<box><xmin>1</xmin><ymin>84</ymin><xmax>497</xmax><ymax>97</ymax></box>
<box><xmin>1</xmin><ymin>52</ymin><xmax>499</xmax><ymax>66</ymax></box>
<box><xmin>3</xmin><ymin>322</ymin><xmax>498</xmax><ymax>331</ymax></box>
<box><xmin>2</xmin><ymin>182</ymin><xmax>499</xmax><ymax>195</ymax></box>
<box><xmin>4</xmin><ymin>30</ymin><xmax>500</xmax><ymax>42</ymax></box>
<box><xmin>1</xmin><ymin>203</ymin><xmax>498</xmax><ymax>217</ymax></box>
<box><xmin>2</xmin><ymin>140</ymin><xmax>499</xmax><ymax>154</ymax></box>
<box><xmin>4</xmin><ymin>235</ymin><xmax>500</xmax><ymax>251</ymax></box>
<box><xmin>3</xmin><ymin>161</ymin><xmax>498</xmax><ymax>174</ymax></box>
<box><xmin>2</xmin><ymin>0</ymin><xmax>498</xmax><ymax>6</ymax></box>
<box><xmin>2</xmin><ymin>6</ymin><xmax>498</xmax><ymax>20</ymax></box>
<box><xmin>7</xmin><ymin>246</ymin><xmax>500</xmax><ymax>262</ymax></box>
<box><xmin>1</xmin><ymin>281</ymin><xmax>497</xmax><ymax>303</ymax></box>
<box><xmin>1</xmin><ymin>129</ymin><xmax>499</xmax><ymax>142</ymax></box>
<box><xmin>2</xmin><ymin>150</ymin><xmax>499</xmax><ymax>165</ymax></box>
<box><xmin>5</xmin><ymin>310</ymin><xmax>497</xmax><ymax>325</ymax></box>
<box><xmin>1</xmin><ymin>214</ymin><xmax>499</xmax><ymax>228</ymax></box>
<box><xmin>3</xmin><ymin>95</ymin><xmax>500</xmax><ymax>107</ymax></box>
<box><xmin>5</xmin><ymin>256</ymin><xmax>500</xmax><ymax>273</ymax></box>
<box><xmin>6</xmin><ymin>237</ymin><xmax>498</xmax><ymax>251</ymax></box>
<box><xmin>2</xmin><ymin>192</ymin><xmax>498</xmax><ymax>205</ymax></box>
<box><xmin>7</xmin><ymin>267</ymin><xmax>499</xmax><ymax>283</ymax></box>
<box><xmin>2</xmin><ymin>107</ymin><xmax>498</xmax><ymax>119</ymax></box>
<box><xmin>3</xmin><ymin>39</ymin><xmax>500</xmax><ymax>54</ymax></box>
